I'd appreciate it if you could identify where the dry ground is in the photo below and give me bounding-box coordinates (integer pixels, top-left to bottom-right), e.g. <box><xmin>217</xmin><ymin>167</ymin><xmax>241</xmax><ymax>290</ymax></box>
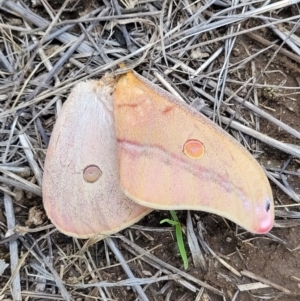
<box><xmin>0</xmin><ymin>1</ymin><xmax>300</xmax><ymax>301</ymax></box>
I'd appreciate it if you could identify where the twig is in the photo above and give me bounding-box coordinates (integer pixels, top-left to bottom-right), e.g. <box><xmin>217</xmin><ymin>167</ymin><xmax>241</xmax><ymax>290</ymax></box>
<box><xmin>245</xmin><ymin>31</ymin><xmax>300</xmax><ymax>63</ymax></box>
<box><xmin>105</xmin><ymin>237</ymin><xmax>150</xmax><ymax>301</ymax></box>
<box><xmin>241</xmin><ymin>270</ymin><xmax>293</xmax><ymax>294</ymax></box>
<box><xmin>119</xmin><ymin>235</ymin><xmax>224</xmax><ymax>296</ymax></box>
<box><xmin>3</xmin><ymin>191</ymin><xmax>22</xmax><ymax>301</ymax></box>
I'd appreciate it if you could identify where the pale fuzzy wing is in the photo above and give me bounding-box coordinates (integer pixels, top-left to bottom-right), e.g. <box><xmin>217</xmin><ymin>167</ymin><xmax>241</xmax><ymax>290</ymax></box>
<box><xmin>113</xmin><ymin>71</ymin><xmax>274</xmax><ymax>234</ymax></box>
<box><xmin>43</xmin><ymin>77</ymin><xmax>151</xmax><ymax>239</ymax></box>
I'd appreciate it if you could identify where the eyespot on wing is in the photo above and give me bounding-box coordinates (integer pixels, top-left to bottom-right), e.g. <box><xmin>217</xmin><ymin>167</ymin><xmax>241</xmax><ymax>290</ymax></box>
<box><xmin>183</xmin><ymin>139</ymin><xmax>205</xmax><ymax>159</ymax></box>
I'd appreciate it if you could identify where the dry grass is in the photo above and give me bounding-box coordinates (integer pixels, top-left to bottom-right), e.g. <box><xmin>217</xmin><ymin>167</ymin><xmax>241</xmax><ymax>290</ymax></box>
<box><xmin>0</xmin><ymin>1</ymin><xmax>300</xmax><ymax>300</ymax></box>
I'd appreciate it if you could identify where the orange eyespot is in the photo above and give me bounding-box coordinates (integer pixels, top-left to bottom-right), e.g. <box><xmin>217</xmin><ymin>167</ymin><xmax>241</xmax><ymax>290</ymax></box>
<box><xmin>83</xmin><ymin>165</ymin><xmax>102</xmax><ymax>183</ymax></box>
<box><xmin>183</xmin><ymin>139</ymin><xmax>205</xmax><ymax>159</ymax></box>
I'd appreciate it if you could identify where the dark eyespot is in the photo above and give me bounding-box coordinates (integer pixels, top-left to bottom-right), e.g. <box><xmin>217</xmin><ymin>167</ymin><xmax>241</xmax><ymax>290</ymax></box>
<box><xmin>83</xmin><ymin>165</ymin><xmax>102</xmax><ymax>183</ymax></box>
<box><xmin>265</xmin><ymin>199</ymin><xmax>271</xmax><ymax>212</ymax></box>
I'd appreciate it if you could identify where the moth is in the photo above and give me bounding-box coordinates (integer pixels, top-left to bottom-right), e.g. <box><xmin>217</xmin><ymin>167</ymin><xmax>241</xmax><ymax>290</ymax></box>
<box><xmin>43</xmin><ymin>71</ymin><xmax>274</xmax><ymax>238</ymax></box>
